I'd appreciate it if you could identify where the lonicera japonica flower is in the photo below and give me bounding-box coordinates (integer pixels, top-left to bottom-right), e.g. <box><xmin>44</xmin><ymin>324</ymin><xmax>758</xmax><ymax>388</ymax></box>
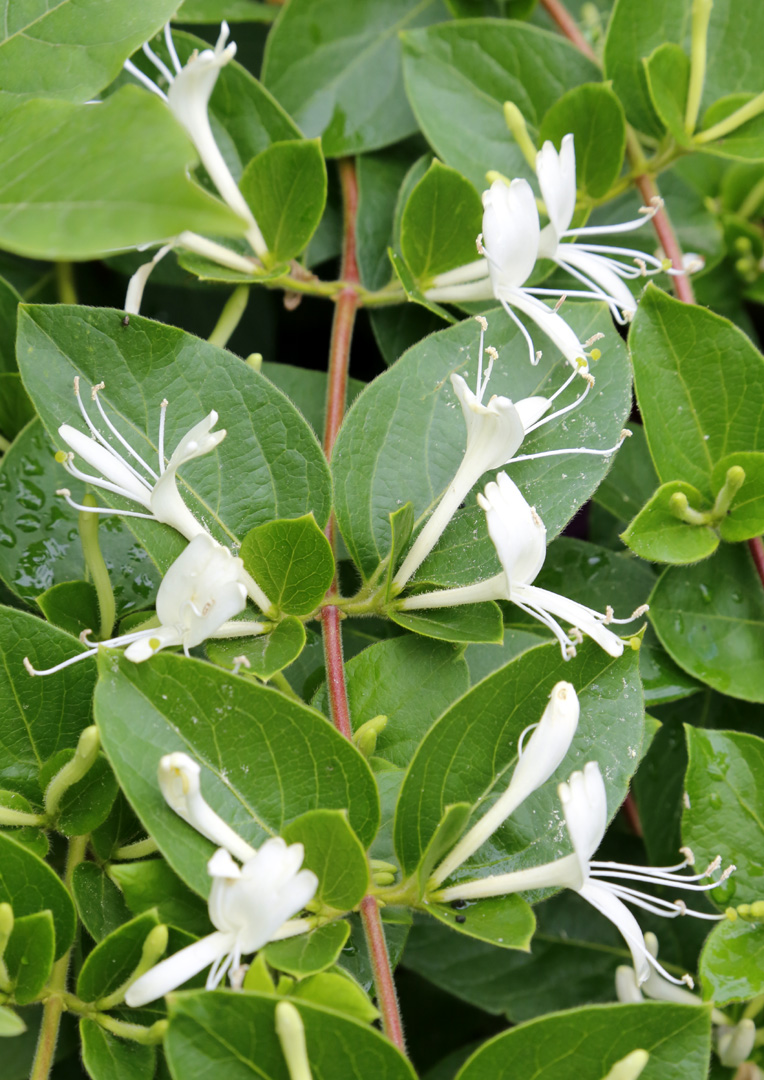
<box><xmin>24</xmin><ymin>533</ymin><xmax>269</xmax><ymax>676</ymax></box>
<box><xmin>432</xmin><ymin>761</ymin><xmax>734</xmax><ymax>987</ymax></box>
<box><xmin>56</xmin><ymin>378</ymin><xmax>222</xmax><ymax>541</ymax></box>
<box><xmin>429</xmin><ymin>681</ymin><xmax>580</xmax><ymax>888</ymax></box>
<box><xmin>399</xmin><ymin>471</ymin><xmax>643</xmax><ymax>659</ymax></box>
<box><xmin>124</xmin><ymin>752</ymin><xmax>318</xmax><ymax>1005</ymax></box>
<box><xmin>392</xmin><ymin>319</ymin><xmax>613</xmax><ymax>590</ymax></box>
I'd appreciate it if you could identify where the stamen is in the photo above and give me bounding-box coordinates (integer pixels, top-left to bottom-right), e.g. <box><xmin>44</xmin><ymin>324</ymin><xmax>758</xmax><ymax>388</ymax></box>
<box><xmin>600</xmin><ymin>604</ymin><xmax>649</xmax><ymax>626</ymax></box>
<box><xmin>524</xmin><ymin>378</ymin><xmax>592</xmax><ymax>434</ymax></box>
<box><xmin>553</xmin><ymin>294</ymin><xmax>567</xmax><ymax>313</ymax></box>
<box><xmin>123</xmin><ymin>59</ymin><xmax>168</xmax><ymax>101</ymax></box>
<box><xmin>569</xmin><ymin>627</ymin><xmax>583</xmax><ymax>645</ymax></box>
<box><xmin>474</xmin><ymin>315</ymin><xmax>488</xmax><ymax>332</ymax></box>
<box><xmin>517</xmin><ymin>722</ymin><xmax>538</xmax><ymax>757</ymax></box>
<box><xmin>513</xmin><ymin>597</ymin><xmax>575</xmax><ymax>660</ymax></box>
<box><xmin>480</xmin><ymin>346</ymin><xmax>498</xmax><ymax>400</ymax></box>
<box><xmin>61</xmin><ymin>455</ymin><xmax>151</xmax><ymax>500</ymax></box>
<box><xmin>499</xmin><ymin>300</ymin><xmax>538</xmax><ymax>367</ymax></box>
<box><xmin>231</xmin><ymin>655</ymin><xmax>251</xmax><ymax>676</ymax></box>
<box><xmin>680</xmin><ymin>846</ymin><xmax>695</xmax><ymax>865</ymax></box>
<box><xmin>79</xmin><ymin>629</ymin><xmax>94</xmax><ymax>644</ymax></box>
<box><xmin>506</xmin><ymin>436</ymin><xmax>625</xmax><ymax>465</ymax></box>
<box><xmin>681</xmin><ymin>974</ymin><xmax>695</xmax><ymax>989</ymax></box>
<box><xmin>24</xmin><ymin>649</ymin><xmax>98</xmax><ymax>676</ymax></box>
<box><xmin>704</xmin><ymin>855</ymin><xmax>722</xmax><ymax>876</ymax></box>
<box><xmin>164</xmin><ymin>23</ymin><xmax>182</xmax><ymax>74</ymax></box>
<box><xmin>475</xmin><ymin>233</ymin><xmax>486</xmax><ymax>256</ymax></box>
<box><xmin>475</xmin><ymin>320</ymin><xmax>486</xmax><ymax>397</ymax></box>
<box><xmin>142</xmin><ymin>40</ymin><xmax>175</xmax><ymax>85</ymax></box>
<box><xmin>56</xmin><ymin>489</ymin><xmax>155</xmax><ymax>520</ymax></box>
<box><xmin>158</xmin><ymin>399</ymin><xmax>169</xmax><ymax>474</ymax></box>
<box><xmin>585</xmin><ymin>333</ymin><xmax>605</xmax><ymax>347</ymax></box>
<box><xmin>72</xmin><ymin>378</ymin><xmax>152</xmax><ymax>487</ymax></box>
<box><xmin>91</xmin><ymin>383</ymin><xmax>159</xmax><ymax>480</ymax></box>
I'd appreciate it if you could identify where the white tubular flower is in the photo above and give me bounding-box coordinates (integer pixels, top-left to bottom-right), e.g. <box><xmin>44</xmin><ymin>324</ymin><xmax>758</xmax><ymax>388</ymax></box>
<box><xmin>429</xmin><ymin>681</ymin><xmax>579</xmax><ymax>888</ymax></box>
<box><xmin>717</xmin><ymin>1019</ymin><xmax>756</xmax><ymax>1068</ymax></box>
<box><xmin>400</xmin><ymin>472</ymin><xmax>642</xmax><ymax>659</ymax></box>
<box><xmin>125</xmin><ymin>23</ymin><xmax>267</xmax><ymax>259</ymax></box>
<box><xmin>24</xmin><ymin>533</ymin><xmax>268</xmax><ymax>677</ymax></box>
<box><xmin>426</xmin><ymin>179</ymin><xmax>603</xmax><ymax>371</ymax></box>
<box><xmin>125</xmin><ymin>839</ymin><xmax>318</xmax><ymax>1006</ymax></box>
<box><xmin>158</xmin><ymin>752</ymin><xmax>257</xmax><ymax>863</ymax></box>
<box><xmin>392</xmin><ymin>319</ymin><xmax>602</xmax><ymax>590</ymax></box>
<box><xmin>535</xmin><ymin>134</ymin><xmax>678</xmax><ymax>324</ymax></box>
<box><xmin>601</xmin><ymin>1050</ymin><xmax>650</xmax><ymax>1080</ymax></box>
<box><xmin>433</xmin><ymin>761</ymin><xmax>735</xmax><ymax>988</ymax></box>
<box><xmin>56</xmin><ymin>379</ymin><xmax>223</xmax><ymax>541</ymax></box>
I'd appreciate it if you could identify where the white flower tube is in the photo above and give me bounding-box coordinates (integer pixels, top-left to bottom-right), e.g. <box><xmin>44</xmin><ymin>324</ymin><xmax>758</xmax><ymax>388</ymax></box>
<box><xmin>400</xmin><ymin>472</ymin><xmax>642</xmax><ymax>659</ymax></box>
<box><xmin>126</xmin><ymin>840</ymin><xmax>318</xmax><ymax>1006</ymax></box>
<box><xmin>433</xmin><ymin>761</ymin><xmax>734</xmax><ymax>988</ymax></box>
<box><xmin>24</xmin><ymin>533</ymin><xmax>268</xmax><ymax>676</ymax></box>
<box><xmin>429</xmin><ymin>681</ymin><xmax>579</xmax><ymax>887</ymax></box>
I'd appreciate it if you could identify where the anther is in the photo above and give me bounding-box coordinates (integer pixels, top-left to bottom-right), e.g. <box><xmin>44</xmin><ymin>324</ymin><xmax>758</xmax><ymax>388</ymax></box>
<box><xmin>91</xmin><ymin>381</ymin><xmax>106</xmax><ymax>400</ymax></box>
<box><xmin>73</xmin><ymin>376</ymin><xmax>81</xmax><ymax>396</ymax></box>
<box><xmin>160</xmin><ymin>398</ymin><xmax>168</xmax><ymax>408</ymax></box>
<box><xmin>583</xmin><ymin>373</ymin><xmax>596</xmax><ymax>388</ymax></box>
<box><xmin>23</xmin><ymin>657</ymin><xmax>36</xmax><ymax>676</ymax></box>
<box><xmin>585</xmin><ymin>333</ymin><xmax>605</xmax><ymax>346</ymax></box>
<box><xmin>604</xmin><ymin>605</ymin><xmax>615</xmax><ymax>624</ymax></box>
<box><xmin>56</xmin><ymin>487</ymin><xmax>72</xmax><ymax>497</ymax></box>
<box><xmin>553</xmin><ymin>294</ymin><xmax>567</xmax><ymax>312</ymax></box>
<box><xmin>475</xmin><ymin>233</ymin><xmax>486</xmax><ymax>256</ymax></box>
<box><xmin>486</xmin><ymin>346</ymin><xmax>499</xmax><ymax>362</ymax></box>
<box><xmin>680</xmin><ymin>846</ymin><xmax>695</xmax><ymax>865</ymax></box>
<box><xmin>634</xmin><ymin>258</ymin><xmax>647</xmax><ymax>276</ymax></box>
<box><xmin>530</xmin><ymin>506</ymin><xmax>543</xmax><ymax>527</ymax></box>
<box><xmin>703</xmin><ymin>855</ymin><xmax>722</xmax><ymax>877</ymax></box>
<box><xmin>565</xmin><ymin>644</ymin><xmax>577</xmax><ymax>659</ymax></box>
<box><xmin>681</xmin><ymin>973</ymin><xmax>695</xmax><ymax>989</ymax></box>
<box><xmin>631</xmin><ymin>604</ymin><xmax>649</xmax><ymax>618</ymax></box>
<box><xmin>79</xmin><ymin>628</ymin><xmax>94</xmax><ymax>644</ymax></box>
<box><xmin>620</xmin><ymin>429</ymin><xmax>632</xmax><ymax>440</ymax></box>
<box><xmin>231</xmin><ymin>655</ymin><xmax>251</xmax><ymax>676</ymax></box>
<box><xmin>569</xmin><ymin>627</ymin><xmax>583</xmax><ymax>645</ymax></box>
<box><xmin>474</xmin><ymin>315</ymin><xmax>488</xmax><ymax>332</ymax></box>
<box><xmin>719</xmin><ymin>864</ymin><xmax>736</xmax><ymax>883</ymax></box>
<box><xmin>673</xmin><ymin>899</ymin><xmax>687</xmax><ymax>916</ymax></box>
<box><xmin>534</xmin><ymin>350</ymin><xmax>542</xmax><ymax>364</ymax></box>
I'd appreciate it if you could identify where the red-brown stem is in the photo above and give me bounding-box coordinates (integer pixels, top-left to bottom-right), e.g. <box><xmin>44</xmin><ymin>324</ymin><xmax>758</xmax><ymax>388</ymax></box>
<box><xmin>360</xmin><ymin>895</ymin><xmax>406</xmax><ymax>1051</ymax></box>
<box><xmin>749</xmin><ymin>537</ymin><xmax>764</xmax><ymax>589</ymax></box>
<box><xmin>540</xmin><ymin>0</ymin><xmax>597</xmax><ymax>61</ymax></box>
<box><xmin>319</xmin><ymin>160</ymin><xmax>406</xmax><ymax>1050</ymax></box>
<box><xmin>633</xmin><ymin>173</ymin><xmax>697</xmax><ymax>304</ymax></box>
<box><xmin>622</xmin><ymin>792</ymin><xmax>644</xmax><ymax>838</ymax></box>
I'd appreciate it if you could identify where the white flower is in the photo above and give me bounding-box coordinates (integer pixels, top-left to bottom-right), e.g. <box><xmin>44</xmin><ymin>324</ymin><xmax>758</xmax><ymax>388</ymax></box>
<box><xmin>535</xmin><ymin>134</ymin><xmax>672</xmax><ymax>323</ymax></box>
<box><xmin>601</xmin><ymin>1051</ymin><xmax>650</xmax><ymax>1080</ymax></box>
<box><xmin>24</xmin><ymin>533</ymin><xmax>269</xmax><ymax>676</ymax></box>
<box><xmin>393</xmin><ymin>319</ymin><xmax>611</xmax><ymax>590</ymax></box>
<box><xmin>125</xmin><ymin>840</ymin><xmax>318</xmax><ymax>1006</ymax></box>
<box><xmin>425</xmin><ymin>179</ymin><xmax>605</xmax><ymax>370</ymax></box>
<box><xmin>56</xmin><ymin>378</ymin><xmax>223</xmax><ymax>542</ymax></box>
<box><xmin>433</xmin><ymin>761</ymin><xmax>734</xmax><ymax>987</ymax></box>
<box><xmin>429</xmin><ymin>681</ymin><xmax>579</xmax><ymax>888</ymax></box>
<box><xmin>400</xmin><ymin>471</ymin><xmax>643</xmax><ymax>659</ymax></box>
<box><xmin>125</xmin><ymin>23</ymin><xmax>267</xmax><ymax>259</ymax></box>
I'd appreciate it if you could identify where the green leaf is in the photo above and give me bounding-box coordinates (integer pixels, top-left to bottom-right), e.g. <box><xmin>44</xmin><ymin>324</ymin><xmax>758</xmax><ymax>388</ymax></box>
<box><xmin>282</xmin><ymin>810</ymin><xmax>369</xmax><ymax>910</ymax></box>
<box><xmin>649</xmin><ymin>544</ymin><xmax>764</xmax><ymax>702</ymax></box>
<box><xmin>603</xmin><ymin>0</ymin><xmax>689</xmax><ymax>137</ymax></box>
<box><xmin>630</xmin><ymin>285</ymin><xmax>764</xmax><ymax>498</ymax></box>
<box><xmin>0</xmin><ymin>607</ymin><xmax>95</xmax><ymax>801</ymax></box>
<box><xmin>394</xmin><ymin>640</ymin><xmax>644</xmax><ymax>880</ymax></box>
<box><xmin>423</xmin><ymin>894</ymin><xmax>534</xmax><ymax>951</ymax></box>
<box><xmin>385</xmin><ymin>504</ymin><xmax>415</xmax><ymax>601</ymax></box>
<box><xmin>72</xmin><ymin>863</ymin><xmax>132</xmax><ymax>943</ymax></box>
<box><xmin>0</xmin><ymin>90</ymin><xmax>245</xmax><ymax>261</ymax></box>
<box><xmin>400</xmin><ymin>161</ymin><xmax>483</xmax><ymax>284</ymax></box>
<box><xmin>699</xmin><ymin>919</ymin><xmax>764</xmax><ymax>1005</ymax></box>
<box><xmin>0</xmin><ymin>834</ymin><xmax>75</xmax><ymax>958</ymax></box>
<box><xmin>16</xmin><ymin>306</ymin><xmax>332</xmax><ymax>571</ymax></box>
<box><xmin>109</xmin><ymin>859</ymin><xmax>210</xmax><ymax>938</ymax></box>
<box><xmin>455</xmin><ymin>1002</ymin><xmax>711</xmax><ymax>1080</ymax></box>
<box><xmin>0</xmin><ymin>418</ymin><xmax>161</xmax><ymax>612</ymax></box>
<box><xmin>0</xmin><ymin>374</ymin><xmax>34</xmax><ymax>442</ymax></box>
<box><xmin>263</xmin><ymin>921</ymin><xmax>350</xmax><ymax>977</ymax></box>
<box><xmin>240</xmin><ymin>139</ymin><xmax>327</xmax><ymax>264</ymax></box>
<box><xmin>0</xmin><ymin>0</ymin><xmax>178</xmax><ymax>107</ymax></box>
<box><xmin>313</xmin><ymin>635</ymin><xmax>470</xmax><ymax>768</ymax></box>
<box><xmin>644</xmin><ymin>44</ymin><xmax>692</xmax><ymax>145</ymax></box>
<box><xmin>357</xmin><ymin>144</ymin><xmax>424</xmax><ymax>291</ymax></box>
<box><xmin>95</xmin><ymin>650</ymin><xmax>379</xmax><ymax>896</ymax></box>
<box><xmin>401</xmin><ymin>21</ymin><xmax>600</xmax><ymax>191</ymax></box>
<box><xmin>165</xmin><ymin>989</ymin><xmax>417</xmax><ymax>1079</ymax></box>
<box><xmin>5</xmin><ymin>911</ymin><xmax>55</xmax><ymax>1005</ymax></box>
<box><xmin>416</xmin><ymin>803</ymin><xmax>471</xmax><ymax>896</ymax></box>
<box><xmin>262</xmin><ymin>0</ymin><xmax>448</xmax><ymax>157</ymax></box>
<box><xmin>333</xmin><ymin>304</ymin><xmax>630</xmax><ymax>581</ymax></box>
<box><xmin>176</xmin><ymin>0</ymin><xmax>278</xmax><ymax>22</ymax></box>
<box><xmin>621</xmin><ymin>482</ymin><xmax>719</xmax><ymax>563</ymax></box>
<box><xmin>77</xmin><ymin>911</ymin><xmax>161</xmax><ymax>1003</ymax></box>
<box><xmin>683</xmin><ymin>727</ymin><xmax>764</xmax><ymax>905</ymax></box>
<box><xmin>261</xmin><ymin>362</ymin><xmax>365</xmax><ymax>443</ymax></box>
<box><xmin>712</xmin><ymin>452</ymin><xmax>764</xmax><ymax>541</ymax></box>
<box><xmin>292</xmin><ymin>968</ymin><xmax>379</xmax><ymax>1024</ymax></box>
<box><xmin>207</xmin><ymin>617</ymin><xmax>307</xmax><ymax>681</ymax></box>
<box><xmin>370</xmin><ymin>305</ymin><xmax>446</xmax><ymax>367</ymax></box>
<box><xmin>240</xmin><ymin>515</ymin><xmax>334</xmax><ymax>616</ymax></box>
<box><xmin>698</xmin><ymin>94</ymin><xmax>764</xmax><ymax>161</ymax></box>
<box><xmin>80</xmin><ymin>1020</ymin><xmax>155</xmax><ymax>1080</ymax></box>
<box><xmin>538</xmin><ymin>84</ymin><xmax>627</xmax><ymax>199</ymax></box>
<box><xmin>388</xmin><ymin>248</ymin><xmax>455</xmax><ymax>323</ymax></box>
<box><xmin>0</xmin><ymin>275</ymin><xmax>20</xmax><ymax>374</ymax></box>
<box><xmin>390</xmin><ymin>602</ymin><xmax>505</xmax><ymax>644</ymax></box>
<box><xmin>55</xmin><ymin>753</ymin><xmax>119</xmax><ymax>838</ymax></box>
<box><xmin>36</xmin><ymin>582</ymin><xmax>101</xmax><ymax>640</ymax></box>
<box><xmin>0</xmin><ymin>789</ymin><xmax>48</xmax><ymax>859</ymax></box>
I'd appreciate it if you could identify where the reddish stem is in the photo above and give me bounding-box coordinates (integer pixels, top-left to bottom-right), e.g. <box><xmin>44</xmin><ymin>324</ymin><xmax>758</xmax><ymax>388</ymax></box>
<box><xmin>318</xmin><ymin>160</ymin><xmax>406</xmax><ymax>1051</ymax></box>
<box><xmin>633</xmin><ymin>173</ymin><xmax>696</xmax><ymax>304</ymax></box>
<box><xmin>540</xmin><ymin>0</ymin><xmax>597</xmax><ymax>61</ymax></box>
<box><xmin>749</xmin><ymin>537</ymin><xmax>764</xmax><ymax>588</ymax></box>
<box><xmin>360</xmin><ymin>895</ymin><xmax>406</xmax><ymax>1051</ymax></box>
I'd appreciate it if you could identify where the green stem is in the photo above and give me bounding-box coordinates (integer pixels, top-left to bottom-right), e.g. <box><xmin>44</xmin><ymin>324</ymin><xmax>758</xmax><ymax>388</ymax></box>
<box><xmin>112</xmin><ymin>837</ymin><xmax>158</xmax><ymax>860</ymax></box>
<box><xmin>267</xmin><ymin>670</ymin><xmax>301</xmax><ymax>700</ymax></box>
<box><xmin>685</xmin><ymin>0</ymin><xmax>713</xmax><ymax>134</ymax></box>
<box><xmin>739</xmin><ymin>173</ymin><xmax>764</xmax><ymax>219</ymax></box>
<box><xmin>78</xmin><ymin>495</ymin><xmax>116</xmax><ymax>640</ymax></box>
<box><xmin>695</xmin><ymin>89</ymin><xmax>764</xmax><ymax>144</ymax></box>
<box><xmin>208</xmin><ymin>285</ymin><xmax>250</xmax><ymax>348</ymax></box>
<box><xmin>55</xmin><ymin>263</ymin><xmax>78</xmax><ymax>305</ymax></box>
<box><xmin>0</xmin><ymin>432</ymin><xmax>10</xmax><ymax>453</ymax></box>
<box><xmin>96</xmin><ymin>1014</ymin><xmax>168</xmax><ymax>1044</ymax></box>
<box><xmin>30</xmin><ymin>836</ymin><xmax>88</xmax><ymax>1080</ymax></box>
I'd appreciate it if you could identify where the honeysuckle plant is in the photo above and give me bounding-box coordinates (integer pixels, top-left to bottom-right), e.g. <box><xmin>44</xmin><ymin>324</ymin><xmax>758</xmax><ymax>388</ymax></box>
<box><xmin>1</xmin><ymin>2</ymin><xmax>764</xmax><ymax>1079</ymax></box>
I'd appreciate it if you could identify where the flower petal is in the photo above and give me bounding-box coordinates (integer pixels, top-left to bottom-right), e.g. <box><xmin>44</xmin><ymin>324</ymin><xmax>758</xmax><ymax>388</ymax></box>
<box><xmin>125</xmin><ymin>930</ymin><xmax>234</xmax><ymax>1006</ymax></box>
<box><xmin>482</xmin><ymin>178</ymin><xmax>540</xmax><ymax>289</ymax></box>
<box><xmin>478</xmin><ymin>471</ymin><xmax>547</xmax><ymax>586</ymax></box>
<box><xmin>536</xmin><ymin>134</ymin><xmax>576</xmax><ymax>243</ymax></box>
<box><xmin>511</xmin><ymin>582</ymin><xmax>625</xmax><ymax>656</ymax></box>
<box><xmin>578</xmin><ymin>879</ymin><xmax>651</xmax><ymax>985</ymax></box>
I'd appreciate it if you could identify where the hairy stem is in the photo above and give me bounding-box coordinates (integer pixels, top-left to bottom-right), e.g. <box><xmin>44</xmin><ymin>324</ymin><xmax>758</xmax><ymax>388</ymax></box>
<box><xmin>318</xmin><ymin>159</ymin><xmax>405</xmax><ymax>1050</ymax></box>
<box><xmin>30</xmin><ymin>835</ymin><xmax>88</xmax><ymax>1080</ymax></box>
<box><xmin>359</xmin><ymin>895</ymin><xmax>406</xmax><ymax>1051</ymax></box>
